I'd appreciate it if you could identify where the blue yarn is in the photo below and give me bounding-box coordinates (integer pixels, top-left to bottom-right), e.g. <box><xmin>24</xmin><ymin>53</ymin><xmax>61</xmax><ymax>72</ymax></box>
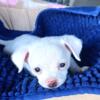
<box><xmin>0</xmin><ymin>7</ymin><xmax>100</xmax><ymax>100</ymax></box>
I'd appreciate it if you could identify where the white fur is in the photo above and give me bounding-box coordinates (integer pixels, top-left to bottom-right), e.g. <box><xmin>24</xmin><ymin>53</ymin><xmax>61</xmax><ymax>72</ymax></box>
<box><xmin>0</xmin><ymin>34</ymin><xmax>83</xmax><ymax>89</ymax></box>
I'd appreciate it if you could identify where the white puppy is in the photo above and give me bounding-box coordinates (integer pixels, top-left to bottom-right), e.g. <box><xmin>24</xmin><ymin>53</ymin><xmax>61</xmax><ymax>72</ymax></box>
<box><xmin>0</xmin><ymin>34</ymin><xmax>88</xmax><ymax>89</ymax></box>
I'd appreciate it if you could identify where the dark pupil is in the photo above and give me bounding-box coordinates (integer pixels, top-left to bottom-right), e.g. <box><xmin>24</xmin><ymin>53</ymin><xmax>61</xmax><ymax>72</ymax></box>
<box><xmin>35</xmin><ymin>67</ymin><xmax>40</xmax><ymax>72</ymax></box>
<box><xmin>60</xmin><ymin>63</ymin><xmax>65</xmax><ymax>68</ymax></box>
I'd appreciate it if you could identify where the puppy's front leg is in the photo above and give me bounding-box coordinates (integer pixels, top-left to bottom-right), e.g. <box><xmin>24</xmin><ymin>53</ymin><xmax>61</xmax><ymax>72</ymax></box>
<box><xmin>70</xmin><ymin>57</ymin><xmax>89</xmax><ymax>73</ymax></box>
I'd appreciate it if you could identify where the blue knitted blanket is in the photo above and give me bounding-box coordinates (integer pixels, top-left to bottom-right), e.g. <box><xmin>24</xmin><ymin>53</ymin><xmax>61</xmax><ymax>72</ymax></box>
<box><xmin>0</xmin><ymin>7</ymin><xmax>100</xmax><ymax>100</ymax></box>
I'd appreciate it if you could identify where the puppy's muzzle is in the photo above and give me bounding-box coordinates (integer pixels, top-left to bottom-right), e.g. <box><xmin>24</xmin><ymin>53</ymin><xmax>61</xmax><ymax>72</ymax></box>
<box><xmin>46</xmin><ymin>78</ymin><xmax>57</xmax><ymax>88</ymax></box>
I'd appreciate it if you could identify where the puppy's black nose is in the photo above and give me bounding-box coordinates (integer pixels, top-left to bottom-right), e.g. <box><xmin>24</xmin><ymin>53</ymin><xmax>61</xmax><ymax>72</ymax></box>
<box><xmin>48</xmin><ymin>81</ymin><xmax>57</xmax><ymax>88</ymax></box>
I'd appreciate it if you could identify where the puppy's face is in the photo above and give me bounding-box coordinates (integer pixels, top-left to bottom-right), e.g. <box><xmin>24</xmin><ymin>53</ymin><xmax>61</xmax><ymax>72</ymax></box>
<box><xmin>28</xmin><ymin>42</ymin><xmax>71</xmax><ymax>89</ymax></box>
<box><xmin>11</xmin><ymin>35</ymin><xmax>82</xmax><ymax>89</ymax></box>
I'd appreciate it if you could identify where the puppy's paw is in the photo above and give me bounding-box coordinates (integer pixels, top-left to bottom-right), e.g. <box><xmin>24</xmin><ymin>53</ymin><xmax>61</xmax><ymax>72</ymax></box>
<box><xmin>80</xmin><ymin>66</ymin><xmax>89</xmax><ymax>72</ymax></box>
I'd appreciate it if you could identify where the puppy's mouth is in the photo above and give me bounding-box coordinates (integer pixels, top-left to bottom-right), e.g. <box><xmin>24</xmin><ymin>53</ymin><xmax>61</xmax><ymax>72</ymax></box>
<box><xmin>48</xmin><ymin>87</ymin><xmax>57</xmax><ymax>89</ymax></box>
<box><xmin>47</xmin><ymin>84</ymin><xmax>62</xmax><ymax>89</ymax></box>
<box><xmin>45</xmin><ymin>82</ymin><xmax>63</xmax><ymax>89</ymax></box>
<box><xmin>39</xmin><ymin>83</ymin><xmax>60</xmax><ymax>89</ymax></box>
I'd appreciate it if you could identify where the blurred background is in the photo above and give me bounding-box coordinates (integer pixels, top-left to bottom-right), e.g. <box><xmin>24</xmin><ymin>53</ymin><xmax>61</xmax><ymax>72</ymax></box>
<box><xmin>44</xmin><ymin>0</ymin><xmax>100</xmax><ymax>6</ymax></box>
<box><xmin>0</xmin><ymin>0</ymin><xmax>100</xmax><ymax>31</ymax></box>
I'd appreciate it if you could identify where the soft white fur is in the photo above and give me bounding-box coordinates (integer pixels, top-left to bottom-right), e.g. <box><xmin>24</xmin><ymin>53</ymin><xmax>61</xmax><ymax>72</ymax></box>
<box><xmin>0</xmin><ymin>34</ymin><xmax>88</xmax><ymax>89</ymax></box>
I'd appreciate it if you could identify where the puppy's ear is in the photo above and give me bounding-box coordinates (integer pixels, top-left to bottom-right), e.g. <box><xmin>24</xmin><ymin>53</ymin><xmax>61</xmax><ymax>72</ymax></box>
<box><xmin>60</xmin><ymin>35</ymin><xmax>82</xmax><ymax>61</ymax></box>
<box><xmin>11</xmin><ymin>47</ymin><xmax>29</xmax><ymax>73</ymax></box>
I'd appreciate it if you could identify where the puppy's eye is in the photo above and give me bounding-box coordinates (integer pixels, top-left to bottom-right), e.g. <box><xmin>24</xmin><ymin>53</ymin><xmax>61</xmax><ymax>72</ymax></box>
<box><xmin>59</xmin><ymin>63</ymin><xmax>66</xmax><ymax>68</ymax></box>
<box><xmin>34</xmin><ymin>67</ymin><xmax>41</xmax><ymax>72</ymax></box>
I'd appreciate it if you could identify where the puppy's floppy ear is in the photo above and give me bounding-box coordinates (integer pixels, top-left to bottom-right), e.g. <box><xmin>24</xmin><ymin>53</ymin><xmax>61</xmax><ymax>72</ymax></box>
<box><xmin>60</xmin><ymin>35</ymin><xmax>82</xmax><ymax>61</ymax></box>
<box><xmin>11</xmin><ymin>47</ymin><xmax>29</xmax><ymax>73</ymax></box>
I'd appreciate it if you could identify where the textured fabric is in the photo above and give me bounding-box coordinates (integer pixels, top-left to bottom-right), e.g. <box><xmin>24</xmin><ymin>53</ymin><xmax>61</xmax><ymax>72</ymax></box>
<box><xmin>0</xmin><ymin>7</ymin><xmax>100</xmax><ymax>100</ymax></box>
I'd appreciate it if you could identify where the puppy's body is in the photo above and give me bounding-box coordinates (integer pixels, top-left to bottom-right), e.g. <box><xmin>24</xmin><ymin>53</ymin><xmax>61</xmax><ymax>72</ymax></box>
<box><xmin>0</xmin><ymin>34</ymin><xmax>39</xmax><ymax>53</ymax></box>
<box><xmin>0</xmin><ymin>34</ymin><xmax>88</xmax><ymax>89</ymax></box>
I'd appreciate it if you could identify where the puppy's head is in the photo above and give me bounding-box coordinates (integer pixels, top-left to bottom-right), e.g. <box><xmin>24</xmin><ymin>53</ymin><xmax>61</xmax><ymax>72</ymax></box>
<box><xmin>11</xmin><ymin>35</ymin><xmax>82</xmax><ymax>89</ymax></box>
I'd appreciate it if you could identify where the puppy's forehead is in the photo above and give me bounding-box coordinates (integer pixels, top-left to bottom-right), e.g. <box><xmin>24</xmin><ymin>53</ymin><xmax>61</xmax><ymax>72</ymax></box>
<box><xmin>28</xmin><ymin>41</ymin><xmax>68</xmax><ymax>65</ymax></box>
<box><xmin>30</xmin><ymin>41</ymin><xmax>65</xmax><ymax>57</ymax></box>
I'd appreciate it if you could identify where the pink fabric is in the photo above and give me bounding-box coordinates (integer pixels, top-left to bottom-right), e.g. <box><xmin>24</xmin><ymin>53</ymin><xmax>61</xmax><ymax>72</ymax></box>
<box><xmin>0</xmin><ymin>0</ymin><xmax>18</xmax><ymax>6</ymax></box>
<box><xmin>0</xmin><ymin>0</ymin><xmax>65</xmax><ymax>8</ymax></box>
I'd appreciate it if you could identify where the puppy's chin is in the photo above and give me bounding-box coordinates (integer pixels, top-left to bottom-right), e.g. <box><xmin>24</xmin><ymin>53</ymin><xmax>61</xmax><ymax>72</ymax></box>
<box><xmin>40</xmin><ymin>83</ymin><xmax>64</xmax><ymax>89</ymax></box>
